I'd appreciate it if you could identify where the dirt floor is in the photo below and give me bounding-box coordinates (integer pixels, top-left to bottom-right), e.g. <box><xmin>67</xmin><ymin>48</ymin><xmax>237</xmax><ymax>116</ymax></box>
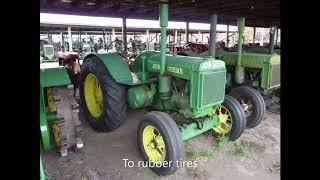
<box><xmin>42</xmin><ymin>106</ymin><xmax>280</xmax><ymax>180</ymax></box>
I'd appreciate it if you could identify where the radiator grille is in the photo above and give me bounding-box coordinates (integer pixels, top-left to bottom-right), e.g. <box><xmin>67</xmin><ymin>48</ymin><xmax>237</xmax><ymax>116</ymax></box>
<box><xmin>271</xmin><ymin>64</ymin><xmax>280</xmax><ymax>87</ymax></box>
<box><xmin>44</xmin><ymin>47</ymin><xmax>54</xmax><ymax>56</ymax></box>
<box><xmin>202</xmin><ymin>71</ymin><xmax>225</xmax><ymax>106</ymax></box>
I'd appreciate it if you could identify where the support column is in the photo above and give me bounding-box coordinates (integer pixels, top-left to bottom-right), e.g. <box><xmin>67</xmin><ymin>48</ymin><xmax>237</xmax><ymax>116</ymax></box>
<box><xmin>122</xmin><ymin>17</ymin><xmax>127</xmax><ymax>47</ymax></box>
<box><xmin>61</xmin><ymin>31</ymin><xmax>64</xmax><ymax>51</ymax></box>
<box><xmin>156</xmin><ymin>33</ymin><xmax>158</xmax><ymax>42</ymax></box>
<box><xmin>198</xmin><ymin>31</ymin><xmax>201</xmax><ymax>43</ymax></box>
<box><xmin>79</xmin><ymin>31</ymin><xmax>81</xmax><ymax>42</ymax></box>
<box><xmin>174</xmin><ymin>30</ymin><xmax>178</xmax><ymax>44</ymax></box>
<box><xmin>186</xmin><ymin>21</ymin><xmax>189</xmax><ymax>43</ymax></box>
<box><xmin>68</xmin><ymin>27</ymin><xmax>72</xmax><ymax>51</ymax></box>
<box><xmin>208</xmin><ymin>14</ymin><xmax>218</xmax><ymax>57</ymax></box>
<box><xmin>226</xmin><ymin>24</ymin><xmax>230</xmax><ymax>47</ymax></box>
<box><xmin>253</xmin><ymin>27</ymin><xmax>256</xmax><ymax>44</ymax></box>
<box><xmin>275</xmin><ymin>28</ymin><xmax>279</xmax><ymax>46</ymax></box>
<box><xmin>146</xmin><ymin>29</ymin><xmax>150</xmax><ymax>42</ymax></box>
<box><xmin>202</xmin><ymin>33</ymin><xmax>204</xmax><ymax>43</ymax></box>
<box><xmin>112</xmin><ymin>28</ymin><xmax>115</xmax><ymax>41</ymax></box>
<box><xmin>109</xmin><ymin>29</ymin><xmax>111</xmax><ymax>43</ymax></box>
<box><xmin>47</xmin><ymin>32</ymin><xmax>52</xmax><ymax>43</ymax></box>
<box><xmin>102</xmin><ymin>29</ymin><xmax>106</xmax><ymax>49</ymax></box>
<box><xmin>179</xmin><ymin>29</ymin><xmax>182</xmax><ymax>45</ymax></box>
<box><xmin>261</xmin><ymin>29</ymin><xmax>264</xmax><ymax>46</ymax></box>
<box><xmin>133</xmin><ymin>32</ymin><xmax>136</xmax><ymax>40</ymax></box>
<box><xmin>269</xmin><ymin>26</ymin><xmax>276</xmax><ymax>54</ymax></box>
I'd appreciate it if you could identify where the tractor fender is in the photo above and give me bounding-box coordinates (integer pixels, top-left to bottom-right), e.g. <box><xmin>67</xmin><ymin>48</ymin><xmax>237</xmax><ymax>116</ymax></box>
<box><xmin>83</xmin><ymin>53</ymin><xmax>133</xmax><ymax>85</ymax></box>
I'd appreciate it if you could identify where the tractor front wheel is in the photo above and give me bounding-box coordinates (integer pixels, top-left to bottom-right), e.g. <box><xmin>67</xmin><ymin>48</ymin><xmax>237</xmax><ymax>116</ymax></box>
<box><xmin>212</xmin><ymin>95</ymin><xmax>246</xmax><ymax>141</ymax></box>
<box><xmin>228</xmin><ymin>86</ymin><xmax>266</xmax><ymax>128</ymax></box>
<box><xmin>79</xmin><ymin>56</ymin><xmax>128</xmax><ymax>132</ymax></box>
<box><xmin>138</xmin><ymin>111</ymin><xmax>185</xmax><ymax>176</ymax></box>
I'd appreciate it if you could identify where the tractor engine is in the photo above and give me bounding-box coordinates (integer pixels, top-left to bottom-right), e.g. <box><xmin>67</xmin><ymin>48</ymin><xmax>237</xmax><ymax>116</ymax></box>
<box><xmin>221</xmin><ymin>52</ymin><xmax>280</xmax><ymax>92</ymax></box>
<box><xmin>130</xmin><ymin>52</ymin><xmax>226</xmax><ymax>118</ymax></box>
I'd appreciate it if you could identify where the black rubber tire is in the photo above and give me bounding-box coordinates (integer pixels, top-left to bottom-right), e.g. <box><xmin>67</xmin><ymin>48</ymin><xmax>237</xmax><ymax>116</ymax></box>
<box><xmin>137</xmin><ymin>111</ymin><xmax>185</xmax><ymax>176</ymax></box>
<box><xmin>228</xmin><ymin>86</ymin><xmax>266</xmax><ymax>128</ymax></box>
<box><xmin>79</xmin><ymin>56</ymin><xmax>128</xmax><ymax>132</ymax></box>
<box><xmin>212</xmin><ymin>95</ymin><xmax>246</xmax><ymax>141</ymax></box>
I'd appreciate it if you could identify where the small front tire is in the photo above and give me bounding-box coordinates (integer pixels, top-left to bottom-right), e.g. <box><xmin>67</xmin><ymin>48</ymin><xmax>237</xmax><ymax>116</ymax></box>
<box><xmin>212</xmin><ymin>95</ymin><xmax>246</xmax><ymax>141</ymax></box>
<box><xmin>137</xmin><ymin>111</ymin><xmax>185</xmax><ymax>176</ymax></box>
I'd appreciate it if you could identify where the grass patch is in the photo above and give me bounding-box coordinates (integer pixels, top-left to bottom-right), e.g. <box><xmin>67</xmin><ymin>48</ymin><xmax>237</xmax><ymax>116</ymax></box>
<box><xmin>270</xmin><ymin>162</ymin><xmax>280</xmax><ymax>174</ymax></box>
<box><xmin>216</xmin><ymin>135</ymin><xmax>230</xmax><ymax>149</ymax></box>
<box><xmin>188</xmin><ymin>135</ymin><xmax>231</xmax><ymax>159</ymax></box>
<box><xmin>234</xmin><ymin>140</ymin><xmax>250</xmax><ymax>157</ymax></box>
<box><xmin>190</xmin><ymin>148</ymin><xmax>216</xmax><ymax>158</ymax></box>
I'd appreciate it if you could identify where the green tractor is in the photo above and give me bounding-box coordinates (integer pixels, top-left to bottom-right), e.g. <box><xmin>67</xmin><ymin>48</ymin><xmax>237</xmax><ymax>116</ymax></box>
<box><xmin>40</xmin><ymin>156</ymin><xmax>46</xmax><ymax>180</ymax></box>
<box><xmin>78</xmin><ymin>43</ymin><xmax>93</xmax><ymax>60</ymax></box>
<box><xmin>40</xmin><ymin>44</ymin><xmax>56</xmax><ymax>62</ymax></box>
<box><xmin>242</xmin><ymin>45</ymin><xmax>280</xmax><ymax>55</ymax></box>
<box><xmin>178</xmin><ymin>18</ymin><xmax>280</xmax><ymax>128</ymax></box>
<box><xmin>79</xmin><ymin>1</ymin><xmax>246</xmax><ymax>175</ymax></box>
<box><xmin>218</xmin><ymin>51</ymin><xmax>280</xmax><ymax>107</ymax></box>
<box><xmin>216</xmin><ymin>18</ymin><xmax>280</xmax><ymax>110</ymax></box>
<box><xmin>40</xmin><ymin>61</ymin><xmax>83</xmax><ymax>157</ymax></box>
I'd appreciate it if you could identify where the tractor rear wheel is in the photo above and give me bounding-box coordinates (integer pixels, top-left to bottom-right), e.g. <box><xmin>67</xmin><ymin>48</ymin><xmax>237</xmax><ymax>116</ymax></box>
<box><xmin>212</xmin><ymin>95</ymin><xmax>246</xmax><ymax>141</ymax></box>
<box><xmin>79</xmin><ymin>56</ymin><xmax>128</xmax><ymax>132</ymax></box>
<box><xmin>138</xmin><ymin>111</ymin><xmax>185</xmax><ymax>176</ymax></box>
<box><xmin>228</xmin><ymin>86</ymin><xmax>266</xmax><ymax>128</ymax></box>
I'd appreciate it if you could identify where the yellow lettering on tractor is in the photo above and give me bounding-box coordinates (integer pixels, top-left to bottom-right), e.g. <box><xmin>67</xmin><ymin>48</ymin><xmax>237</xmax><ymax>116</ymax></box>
<box><xmin>167</xmin><ymin>66</ymin><xmax>183</xmax><ymax>75</ymax></box>
<box><xmin>152</xmin><ymin>64</ymin><xmax>183</xmax><ymax>74</ymax></box>
<box><xmin>152</xmin><ymin>64</ymin><xmax>160</xmax><ymax>70</ymax></box>
<box><xmin>243</xmin><ymin>60</ymin><xmax>256</xmax><ymax>66</ymax></box>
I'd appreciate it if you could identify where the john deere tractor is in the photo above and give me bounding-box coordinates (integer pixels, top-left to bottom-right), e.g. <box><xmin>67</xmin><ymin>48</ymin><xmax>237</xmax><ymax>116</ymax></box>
<box><xmin>177</xmin><ymin>18</ymin><xmax>280</xmax><ymax>129</ymax></box>
<box><xmin>40</xmin><ymin>44</ymin><xmax>56</xmax><ymax>62</ymax></box>
<box><xmin>79</xmin><ymin>1</ymin><xmax>246</xmax><ymax>175</ymax></box>
<box><xmin>40</xmin><ymin>61</ymin><xmax>83</xmax><ymax>156</ymax></box>
<box><xmin>216</xmin><ymin>18</ymin><xmax>280</xmax><ymax>113</ymax></box>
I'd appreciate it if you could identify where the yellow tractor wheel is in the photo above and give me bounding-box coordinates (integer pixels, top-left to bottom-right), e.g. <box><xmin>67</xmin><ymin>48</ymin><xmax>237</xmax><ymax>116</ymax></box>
<box><xmin>138</xmin><ymin>111</ymin><xmax>184</xmax><ymax>176</ymax></box>
<box><xmin>212</xmin><ymin>95</ymin><xmax>246</xmax><ymax>141</ymax></box>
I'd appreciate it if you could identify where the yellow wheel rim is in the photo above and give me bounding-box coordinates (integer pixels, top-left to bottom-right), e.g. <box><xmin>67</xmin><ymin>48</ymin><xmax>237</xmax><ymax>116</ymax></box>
<box><xmin>47</xmin><ymin>88</ymin><xmax>61</xmax><ymax>148</ymax></box>
<box><xmin>84</xmin><ymin>73</ymin><xmax>104</xmax><ymax>118</ymax></box>
<box><xmin>142</xmin><ymin>125</ymin><xmax>166</xmax><ymax>164</ymax></box>
<box><xmin>212</xmin><ymin>105</ymin><xmax>233</xmax><ymax>134</ymax></box>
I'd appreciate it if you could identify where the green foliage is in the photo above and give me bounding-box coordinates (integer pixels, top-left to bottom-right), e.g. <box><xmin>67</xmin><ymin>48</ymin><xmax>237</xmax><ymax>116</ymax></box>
<box><xmin>233</xmin><ymin>140</ymin><xmax>250</xmax><ymax>157</ymax></box>
<box><xmin>216</xmin><ymin>134</ymin><xmax>230</xmax><ymax>149</ymax></box>
<box><xmin>190</xmin><ymin>148</ymin><xmax>216</xmax><ymax>158</ymax></box>
<box><xmin>188</xmin><ymin>134</ymin><xmax>230</xmax><ymax>159</ymax></box>
<box><xmin>270</xmin><ymin>162</ymin><xmax>280</xmax><ymax>173</ymax></box>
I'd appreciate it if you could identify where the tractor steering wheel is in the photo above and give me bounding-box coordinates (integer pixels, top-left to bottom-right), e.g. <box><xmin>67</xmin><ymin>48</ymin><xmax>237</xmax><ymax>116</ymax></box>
<box><xmin>106</xmin><ymin>39</ymin><xmax>130</xmax><ymax>60</ymax></box>
<box><xmin>106</xmin><ymin>40</ymin><xmax>127</xmax><ymax>54</ymax></box>
<box><xmin>183</xmin><ymin>42</ymin><xmax>192</xmax><ymax>50</ymax></box>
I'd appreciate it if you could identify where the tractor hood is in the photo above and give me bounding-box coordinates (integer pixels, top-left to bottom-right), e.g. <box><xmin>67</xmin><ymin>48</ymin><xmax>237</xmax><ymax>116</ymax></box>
<box><xmin>133</xmin><ymin>51</ymin><xmax>225</xmax><ymax>80</ymax></box>
<box><xmin>220</xmin><ymin>52</ymin><xmax>280</xmax><ymax>68</ymax></box>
